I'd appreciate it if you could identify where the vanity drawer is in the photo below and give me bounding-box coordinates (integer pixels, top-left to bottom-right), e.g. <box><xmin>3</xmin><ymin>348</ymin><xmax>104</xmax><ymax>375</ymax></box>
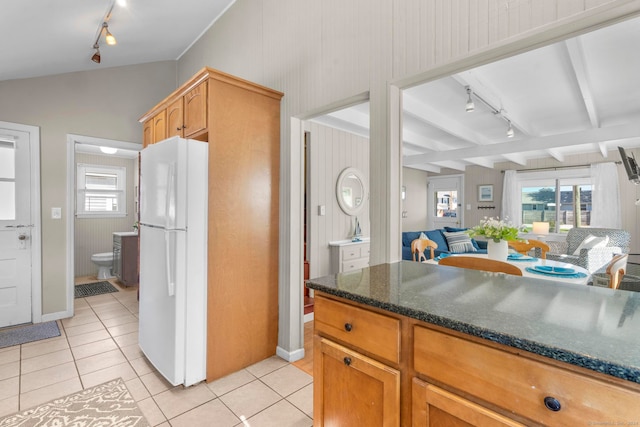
<box><xmin>342</xmin><ymin>257</ymin><xmax>369</xmax><ymax>273</ymax></box>
<box><xmin>342</xmin><ymin>247</ymin><xmax>362</xmax><ymax>261</ymax></box>
<box><xmin>315</xmin><ymin>296</ymin><xmax>400</xmax><ymax>364</ymax></box>
<box><xmin>413</xmin><ymin>326</ymin><xmax>640</xmax><ymax>425</ymax></box>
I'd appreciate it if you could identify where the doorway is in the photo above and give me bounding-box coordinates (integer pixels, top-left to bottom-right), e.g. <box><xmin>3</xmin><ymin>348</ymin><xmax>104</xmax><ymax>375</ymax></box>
<box><xmin>0</xmin><ymin>121</ymin><xmax>41</xmax><ymax>328</ymax></box>
<box><xmin>66</xmin><ymin>134</ymin><xmax>141</xmax><ymax>313</ymax></box>
<box><xmin>427</xmin><ymin>175</ymin><xmax>464</xmax><ymax>230</ymax></box>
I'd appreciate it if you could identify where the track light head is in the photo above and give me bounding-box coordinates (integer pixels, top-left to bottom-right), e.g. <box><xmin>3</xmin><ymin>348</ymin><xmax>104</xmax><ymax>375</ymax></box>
<box><xmin>506</xmin><ymin>120</ymin><xmax>515</xmax><ymax>138</ymax></box>
<box><xmin>465</xmin><ymin>86</ymin><xmax>475</xmax><ymax>112</ymax></box>
<box><xmin>103</xmin><ymin>22</ymin><xmax>117</xmax><ymax>45</ymax></box>
<box><xmin>91</xmin><ymin>44</ymin><xmax>101</xmax><ymax>64</ymax></box>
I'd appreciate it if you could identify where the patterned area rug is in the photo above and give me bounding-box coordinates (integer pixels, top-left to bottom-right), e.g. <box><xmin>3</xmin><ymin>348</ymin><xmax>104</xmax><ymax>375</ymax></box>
<box><xmin>0</xmin><ymin>378</ymin><xmax>149</xmax><ymax>427</ymax></box>
<box><xmin>0</xmin><ymin>321</ymin><xmax>60</xmax><ymax>349</ymax></box>
<box><xmin>75</xmin><ymin>281</ymin><xmax>119</xmax><ymax>298</ymax></box>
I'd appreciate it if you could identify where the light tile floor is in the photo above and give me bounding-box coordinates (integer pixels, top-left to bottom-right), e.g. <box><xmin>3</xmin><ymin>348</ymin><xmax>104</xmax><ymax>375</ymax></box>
<box><xmin>0</xmin><ymin>281</ymin><xmax>313</xmax><ymax>426</ymax></box>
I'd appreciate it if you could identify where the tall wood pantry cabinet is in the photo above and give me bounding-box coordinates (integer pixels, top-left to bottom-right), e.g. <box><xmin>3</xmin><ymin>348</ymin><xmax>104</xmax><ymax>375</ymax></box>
<box><xmin>139</xmin><ymin>67</ymin><xmax>284</xmax><ymax>382</ymax></box>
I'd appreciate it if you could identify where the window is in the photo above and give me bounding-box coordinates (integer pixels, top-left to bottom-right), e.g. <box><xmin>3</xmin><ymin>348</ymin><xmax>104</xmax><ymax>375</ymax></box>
<box><xmin>0</xmin><ymin>140</ymin><xmax>16</xmax><ymax>220</ymax></box>
<box><xmin>518</xmin><ymin>169</ymin><xmax>591</xmax><ymax>233</ymax></box>
<box><xmin>76</xmin><ymin>164</ymin><xmax>126</xmax><ymax>217</ymax></box>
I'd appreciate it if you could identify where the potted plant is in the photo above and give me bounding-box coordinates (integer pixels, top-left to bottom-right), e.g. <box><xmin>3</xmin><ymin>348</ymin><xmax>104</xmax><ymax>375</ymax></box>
<box><xmin>467</xmin><ymin>217</ymin><xmax>524</xmax><ymax>260</ymax></box>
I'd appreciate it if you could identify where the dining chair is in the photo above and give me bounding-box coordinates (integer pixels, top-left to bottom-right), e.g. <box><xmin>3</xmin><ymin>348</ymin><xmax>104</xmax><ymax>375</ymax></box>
<box><xmin>603</xmin><ymin>253</ymin><xmax>628</xmax><ymax>289</ymax></box>
<box><xmin>411</xmin><ymin>238</ymin><xmax>438</xmax><ymax>262</ymax></box>
<box><xmin>438</xmin><ymin>256</ymin><xmax>523</xmax><ymax>276</ymax></box>
<box><xmin>508</xmin><ymin>239</ymin><xmax>550</xmax><ymax>259</ymax></box>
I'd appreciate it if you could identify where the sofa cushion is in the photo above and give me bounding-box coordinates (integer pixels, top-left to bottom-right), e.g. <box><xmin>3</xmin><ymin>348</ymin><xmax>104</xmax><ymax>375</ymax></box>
<box><xmin>444</xmin><ymin>226</ymin><xmax>481</xmax><ymax>250</ymax></box>
<box><xmin>443</xmin><ymin>231</ymin><xmax>477</xmax><ymax>253</ymax></box>
<box><xmin>573</xmin><ymin>234</ymin><xmax>609</xmax><ymax>255</ymax></box>
<box><xmin>425</xmin><ymin>230</ymin><xmax>448</xmax><ymax>251</ymax></box>
<box><xmin>402</xmin><ymin>231</ymin><xmax>422</xmax><ymax>247</ymax></box>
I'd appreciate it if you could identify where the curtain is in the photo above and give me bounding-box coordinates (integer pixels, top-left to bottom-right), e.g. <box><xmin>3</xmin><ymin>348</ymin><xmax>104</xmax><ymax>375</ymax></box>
<box><xmin>590</xmin><ymin>162</ymin><xmax>621</xmax><ymax>228</ymax></box>
<box><xmin>501</xmin><ymin>170</ymin><xmax>521</xmax><ymax>225</ymax></box>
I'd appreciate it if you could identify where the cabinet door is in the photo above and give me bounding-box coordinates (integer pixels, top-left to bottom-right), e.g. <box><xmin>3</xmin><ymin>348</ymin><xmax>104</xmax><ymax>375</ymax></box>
<box><xmin>412</xmin><ymin>379</ymin><xmax>525</xmax><ymax>427</ymax></box>
<box><xmin>167</xmin><ymin>97</ymin><xmax>184</xmax><ymax>138</ymax></box>
<box><xmin>142</xmin><ymin>119</ymin><xmax>153</xmax><ymax>148</ymax></box>
<box><xmin>152</xmin><ymin>110</ymin><xmax>167</xmax><ymax>143</ymax></box>
<box><xmin>183</xmin><ymin>81</ymin><xmax>207</xmax><ymax>137</ymax></box>
<box><xmin>314</xmin><ymin>337</ymin><xmax>400</xmax><ymax>427</ymax></box>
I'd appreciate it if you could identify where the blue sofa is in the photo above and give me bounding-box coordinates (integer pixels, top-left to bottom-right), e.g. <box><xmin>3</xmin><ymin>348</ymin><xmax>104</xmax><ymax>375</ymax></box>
<box><xmin>402</xmin><ymin>227</ymin><xmax>488</xmax><ymax>261</ymax></box>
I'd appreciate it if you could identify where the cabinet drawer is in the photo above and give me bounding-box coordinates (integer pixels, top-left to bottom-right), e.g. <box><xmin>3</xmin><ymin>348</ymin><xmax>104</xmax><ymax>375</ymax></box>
<box><xmin>342</xmin><ymin>257</ymin><xmax>369</xmax><ymax>273</ymax></box>
<box><xmin>414</xmin><ymin>326</ymin><xmax>640</xmax><ymax>425</ymax></box>
<box><xmin>315</xmin><ymin>296</ymin><xmax>400</xmax><ymax>364</ymax></box>
<box><xmin>342</xmin><ymin>247</ymin><xmax>361</xmax><ymax>261</ymax></box>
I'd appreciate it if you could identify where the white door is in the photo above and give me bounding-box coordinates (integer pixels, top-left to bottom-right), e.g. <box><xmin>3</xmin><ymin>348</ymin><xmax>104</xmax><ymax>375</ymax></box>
<box><xmin>0</xmin><ymin>128</ymin><xmax>33</xmax><ymax>327</ymax></box>
<box><xmin>427</xmin><ymin>176</ymin><xmax>464</xmax><ymax>230</ymax></box>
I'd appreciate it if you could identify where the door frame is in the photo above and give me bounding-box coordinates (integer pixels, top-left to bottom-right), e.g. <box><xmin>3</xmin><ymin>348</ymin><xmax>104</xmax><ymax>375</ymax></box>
<box><xmin>65</xmin><ymin>134</ymin><xmax>141</xmax><ymax>316</ymax></box>
<box><xmin>427</xmin><ymin>174</ymin><xmax>465</xmax><ymax>230</ymax></box>
<box><xmin>0</xmin><ymin>121</ymin><xmax>42</xmax><ymax>324</ymax></box>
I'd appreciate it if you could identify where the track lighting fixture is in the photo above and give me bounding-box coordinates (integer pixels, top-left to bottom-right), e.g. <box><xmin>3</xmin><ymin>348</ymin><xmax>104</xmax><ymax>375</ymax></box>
<box><xmin>464</xmin><ymin>85</ymin><xmax>517</xmax><ymax>139</ymax></box>
<box><xmin>103</xmin><ymin>22</ymin><xmax>117</xmax><ymax>45</ymax></box>
<box><xmin>91</xmin><ymin>44</ymin><xmax>101</xmax><ymax>64</ymax></box>
<box><xmin>506</xmin><ymin>120</ymin><xmax>515</xmax><ymax>138</ymax></box>
<box><xmin>465</xmin><ymin>86</ymin><xmax>475</xmax><ymax>112</ymax></box>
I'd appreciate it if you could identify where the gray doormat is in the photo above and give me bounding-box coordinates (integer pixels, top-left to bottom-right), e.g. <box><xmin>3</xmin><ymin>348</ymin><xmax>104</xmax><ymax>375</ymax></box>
<box><xmin>75</xmin><ymin>281</ymin><xmax>119</xmax><ymax>298</ymax></box>
<box><xmin>0</xmin><ymin>321</ymin><xmax>61</xmax><ymax>349</ymax></box>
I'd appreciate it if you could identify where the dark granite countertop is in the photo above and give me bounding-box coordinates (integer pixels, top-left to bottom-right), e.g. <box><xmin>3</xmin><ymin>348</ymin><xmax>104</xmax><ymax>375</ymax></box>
<box><xmin>306</xmin><ymin>261</ymin><xmax>640</xmax><ymax>384</ymax></box>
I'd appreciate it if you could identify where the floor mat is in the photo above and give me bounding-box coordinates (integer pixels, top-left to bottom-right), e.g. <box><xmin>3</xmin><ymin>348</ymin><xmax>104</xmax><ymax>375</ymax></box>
<box><xmin>0</xmin><ymin>321</ymin><xmax>61</xmax><ymax>349</ymax></box>
<box><xmin>75</xmin><ymin>281</ymin><xmax>119</xmax><ymax>298</ymax></box>
<box><xmin>0</xmin><ymin>378</ymin><xmax>149</xmax><ymax>426</ymax></box>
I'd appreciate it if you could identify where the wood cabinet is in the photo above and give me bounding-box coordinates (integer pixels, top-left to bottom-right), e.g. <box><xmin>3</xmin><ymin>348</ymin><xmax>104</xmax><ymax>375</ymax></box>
<box><xmin>141</xmin><ymin>79</ymin><xmax>209</xmax><ymax>147</ymax></box>
<box><xmin>313</xmin><ymin>291</ymin><xmax>640</xmax><ymax>426</ymax></box>
<box><xmin>139</xmin><ymin>67</ymin><xmax>283</xmax><ymax>382</ymax></box>
<box><xmin>329</xmin><ymin>240</ymin><xmax>370</xmax><ymax>273</ymax></box>
<box><xmin>113</xmin><ymin>233</ymin><xmax>139</xmax><ymax>287</ymax></box>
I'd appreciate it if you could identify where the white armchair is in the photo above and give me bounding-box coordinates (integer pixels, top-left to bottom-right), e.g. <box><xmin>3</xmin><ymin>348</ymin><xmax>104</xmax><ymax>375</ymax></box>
<box><xmin>546</xmin><ymin>228</ymin><xmax>630</xmax><ymax>273</ymax></box>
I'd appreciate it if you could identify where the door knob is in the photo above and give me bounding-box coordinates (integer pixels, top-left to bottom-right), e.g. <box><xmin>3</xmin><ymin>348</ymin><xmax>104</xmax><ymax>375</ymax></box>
<box><xmin>18</xmin><ymin>234</ymin><xmax>27</xmax><ymax>240</ymax></box>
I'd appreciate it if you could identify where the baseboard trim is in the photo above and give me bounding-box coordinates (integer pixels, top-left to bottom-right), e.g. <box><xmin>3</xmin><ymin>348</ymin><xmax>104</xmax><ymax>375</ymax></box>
<box><xmin>41</xmin><ymin>309</ymin><xmax>72</xmax><ymax>323</ymax></box>
<box><xmin>277</xmin><ymin>346</ymin><xmax>305</xmax><ymax>363</ymax></box>
<box><xmin>303</xmin><ymin>312</ymin><xmax>314</xmax><ymax>323</ymax></box>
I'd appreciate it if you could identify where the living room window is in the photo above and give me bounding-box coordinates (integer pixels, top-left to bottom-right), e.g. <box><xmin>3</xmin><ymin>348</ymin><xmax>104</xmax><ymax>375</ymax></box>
<box><xmin>76</xmin><ymin>164</ymin><xmax>126</xmax><ymax>218</ymax></box>
<box><xmin>518</xmin><ymin>169</ymin><xmax>591</xmax><ymax>233</ymax></box>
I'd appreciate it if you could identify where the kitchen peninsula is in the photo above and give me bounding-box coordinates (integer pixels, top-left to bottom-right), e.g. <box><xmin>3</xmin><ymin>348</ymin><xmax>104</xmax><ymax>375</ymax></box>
<box><xmin>306</xmin><ymin>261</ymin><xmax>640</xmax><ymax>426</ymax></box>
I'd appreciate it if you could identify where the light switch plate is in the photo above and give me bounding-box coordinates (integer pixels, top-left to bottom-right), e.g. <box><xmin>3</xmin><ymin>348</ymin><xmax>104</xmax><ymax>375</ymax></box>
<box><xmin>51</xmin><ymin>207</ymin><xmax>62</xmax><ymax>219</ymax></box>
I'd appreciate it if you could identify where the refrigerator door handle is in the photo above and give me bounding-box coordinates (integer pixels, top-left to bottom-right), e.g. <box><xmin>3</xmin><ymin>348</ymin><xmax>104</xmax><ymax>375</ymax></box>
<box><xmin>165</xmin><ymin>231</ymin><xmax>175</xmax><ymax>296</ymax></box>
<box><xmin>165</xmin><ymin>162</ymin><xmax>177</xmax><ymax>230</ymax></box>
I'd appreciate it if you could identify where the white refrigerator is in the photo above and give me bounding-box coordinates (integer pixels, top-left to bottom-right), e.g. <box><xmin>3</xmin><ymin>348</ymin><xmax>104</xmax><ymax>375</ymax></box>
<box><xmin>138</xmin><ymin>136</ymin><xmax>208</xmax><ymax>387</ymax></box>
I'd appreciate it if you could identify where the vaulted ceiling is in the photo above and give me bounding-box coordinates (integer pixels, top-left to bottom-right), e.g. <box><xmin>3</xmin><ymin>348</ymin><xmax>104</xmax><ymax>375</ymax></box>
<box><xmin>311</xmin><ymin>15</ymin><xmax>640</xmax><ymax>173</ymax></box>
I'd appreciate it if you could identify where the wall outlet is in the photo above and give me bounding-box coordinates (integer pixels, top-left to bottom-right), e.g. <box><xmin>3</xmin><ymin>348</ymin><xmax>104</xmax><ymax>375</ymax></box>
<box><xmin>318</xmin><ymin>205</ymin><xmax>326</xmax><ymax>216</ymax></box>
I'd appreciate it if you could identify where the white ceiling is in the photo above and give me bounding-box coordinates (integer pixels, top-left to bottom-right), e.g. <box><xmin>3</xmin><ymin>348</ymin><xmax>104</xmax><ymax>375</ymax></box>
<box><xmin>311</xmin><ymin>15</ymin><xmax>640</xmax><ymax>173</ymax></box>
<box><xmin>0</xmin><ymin>0</ymin><xmax>235</xmax><ymax>82</ymax></box>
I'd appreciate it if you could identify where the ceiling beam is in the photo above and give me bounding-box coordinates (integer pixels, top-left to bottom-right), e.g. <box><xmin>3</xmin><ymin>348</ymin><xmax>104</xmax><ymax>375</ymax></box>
<box><xmin>403</xmin><ymin>123</ymin><xmax>640</xmax><ymax>165</ymax></box>
<box><xmin>547</xmin><ymin>148</ymin><xmax>565</xmax><ymax>162</ymax></box>
<box><xmin>403</xmin><ymin>94</ymin><xmax>492</xmax><ymax>146</ymax></box>
<box><xmin>402</xmin><ymin>127</ymin><xmax>452</xmax><ymax>152</ymax></box>
<box><xmin>564</xmin><ymin>38</ymin><xmax>600</xmax><ymax>128</ymax></box>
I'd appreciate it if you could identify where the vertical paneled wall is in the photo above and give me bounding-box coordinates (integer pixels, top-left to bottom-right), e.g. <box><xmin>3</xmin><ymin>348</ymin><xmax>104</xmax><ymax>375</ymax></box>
<box><xmin>307</xmin><ymin>122</ymin><xmax>370</xmax><ymax>278</ymax></box>
<box><xmin>74</xmin><ymin>153</ymin><xmax>138</xmax><ymax>277</ymax></box>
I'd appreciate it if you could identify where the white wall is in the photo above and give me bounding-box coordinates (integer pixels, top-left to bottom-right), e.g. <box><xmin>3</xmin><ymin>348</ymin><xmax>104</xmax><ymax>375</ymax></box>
<box><xmin>402</xmin><ymin>167</ymin><xmax>428</xmax><ymax>232</ymax></box>
<box><xmin>306</xmin><ymin>122</ymin><xmax>370</xmax><ymax>279</ymax></box>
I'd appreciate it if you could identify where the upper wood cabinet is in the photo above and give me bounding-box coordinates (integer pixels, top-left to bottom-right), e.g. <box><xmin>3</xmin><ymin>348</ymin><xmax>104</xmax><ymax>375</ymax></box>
<box><xmin>183</xmin><ymin>81</ymin><xmax>207</xmax><ymax>138</ymax></box>
<box><xmin>152</xmin><ymin>110</ymin><xmax>166</xmax><ymax>143</ymax></box>
<box><xmin>166</xmin><ymin>97</ymin><xmax>184</xmax><ymax>138</ymax></box>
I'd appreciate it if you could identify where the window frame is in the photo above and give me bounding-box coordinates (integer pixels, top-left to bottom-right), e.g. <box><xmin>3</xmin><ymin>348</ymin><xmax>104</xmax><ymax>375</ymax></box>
<box><xmin>76</xmin><ymin>163</ymin><xmax>127</xmax><ymax>218</ymax></box>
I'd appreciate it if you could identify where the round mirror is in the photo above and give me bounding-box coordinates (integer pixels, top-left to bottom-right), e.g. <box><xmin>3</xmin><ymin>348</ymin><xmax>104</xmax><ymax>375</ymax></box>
<box><xmin>336</xmin><ymin>167</ymin><xmax>367</xmax><ymax>215</ymax></box>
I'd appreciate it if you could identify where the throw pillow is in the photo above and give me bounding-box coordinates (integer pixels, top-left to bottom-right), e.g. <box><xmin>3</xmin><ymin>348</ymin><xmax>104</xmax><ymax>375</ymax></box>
<box><xmin>443</xmin><ymin>231</ymin><xmax>477</xmax><ymax>253</ymax></box>
<box><xmin>444</xmin><ymin>226</ymin><xmax>480</xmax><ymax>250</ymax></box>
<box><xmin>419</xmin><ymin>232</ymin><xmax>428</xmax><ymax>240</ymax></box>
<box><xmin>573</xmin><ymin>235</ymin><xmax>609</xmax><ymax>255</ymax></box>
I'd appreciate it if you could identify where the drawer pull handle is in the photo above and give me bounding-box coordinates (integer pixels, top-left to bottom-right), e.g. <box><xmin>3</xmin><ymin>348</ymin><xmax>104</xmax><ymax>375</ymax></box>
<box><xmin>344</xmin><ymin>357</ymin><xmax>352</xmax><ymax>366</ymax></box>
<box><xmin>344</xmin><ymin>323</ymin><xmax>353</xmax><ymax>332</ymax></box>
<box><xmin>544</xmin><ymin>396</ymin><xmax>561</xmax><ymax>412</ymax></box>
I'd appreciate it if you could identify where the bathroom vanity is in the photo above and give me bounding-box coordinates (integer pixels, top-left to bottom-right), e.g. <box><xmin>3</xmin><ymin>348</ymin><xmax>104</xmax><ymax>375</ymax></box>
<box><xmin>306</xmin><ymin>261</ymin><xmax>640</xmax><ymax>426</ymax></box>
<box><xmin>113</xmin><ymin>232</ymin><xmax>139</xmax><ymax>287</ymax></box>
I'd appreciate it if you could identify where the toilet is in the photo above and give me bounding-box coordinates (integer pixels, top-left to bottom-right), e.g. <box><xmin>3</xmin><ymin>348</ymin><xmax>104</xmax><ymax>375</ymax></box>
<box><xmin>91</xmin><ymin>252</ymin><xmax>114</xmax><ymax>279</ymax></box>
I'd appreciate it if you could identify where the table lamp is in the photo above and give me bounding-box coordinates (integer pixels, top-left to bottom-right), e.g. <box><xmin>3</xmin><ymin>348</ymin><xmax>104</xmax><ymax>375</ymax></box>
<box><xmin>532</xmin><ymin>222</ymin><xmax>550</xmax><ymax>240</ymax></box>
